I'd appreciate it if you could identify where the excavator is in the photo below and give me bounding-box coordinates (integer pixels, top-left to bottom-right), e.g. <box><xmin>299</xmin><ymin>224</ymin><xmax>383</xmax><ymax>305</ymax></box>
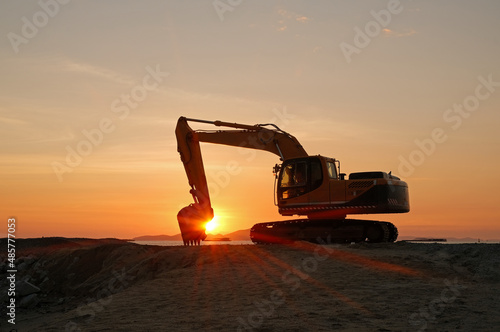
<box><xmin>175</xmin><ymin>116</ymin><xmax>409</xmax><ymax>246</ymax></box>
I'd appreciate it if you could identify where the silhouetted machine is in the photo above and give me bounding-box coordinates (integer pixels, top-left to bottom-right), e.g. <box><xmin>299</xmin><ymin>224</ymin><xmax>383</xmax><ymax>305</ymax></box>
<box><xmin>176</xmin><ymin>117</ymin><xmax>409</xmax><ymax>246</ymax></box>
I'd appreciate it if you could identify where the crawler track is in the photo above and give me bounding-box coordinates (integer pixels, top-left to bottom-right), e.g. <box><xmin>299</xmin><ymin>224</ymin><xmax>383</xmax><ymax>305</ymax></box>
<box><xmin>250</xmin><ymin>219</ymin><xmax>398</xmax><ymax>244</ymax></box>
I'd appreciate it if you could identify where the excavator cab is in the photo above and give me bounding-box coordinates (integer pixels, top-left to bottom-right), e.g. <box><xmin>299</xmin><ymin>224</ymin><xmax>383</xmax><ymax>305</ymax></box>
<box><xmin>276</xmin><ymin>156</ymin><xmax>409</xmax><ymax>219</ymax></box>
<box><xmin>277</xmin><ymin>157</ymin><xmax>322</xmax><ymax>200</ymax></box>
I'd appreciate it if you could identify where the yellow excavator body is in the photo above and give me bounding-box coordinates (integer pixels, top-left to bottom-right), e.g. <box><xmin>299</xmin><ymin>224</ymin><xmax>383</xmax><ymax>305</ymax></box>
<box><xmin>175</xmin><ymin>117</ymin><xmax>409</xmax><ymax>245</ymax></box>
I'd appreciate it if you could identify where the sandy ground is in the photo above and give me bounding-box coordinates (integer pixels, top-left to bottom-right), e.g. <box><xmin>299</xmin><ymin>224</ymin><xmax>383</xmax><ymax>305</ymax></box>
<box><xmin>1</xmin><ymin>238</ymin><xmax>499</xmax><ymax>331</ymax></box>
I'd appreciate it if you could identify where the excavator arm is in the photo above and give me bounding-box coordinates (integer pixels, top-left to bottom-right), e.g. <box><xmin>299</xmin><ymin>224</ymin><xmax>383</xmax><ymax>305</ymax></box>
<box><xmin>175</xmin><ymin>116</ymin><xmax>308</xmax><ymax>245</ymax></box>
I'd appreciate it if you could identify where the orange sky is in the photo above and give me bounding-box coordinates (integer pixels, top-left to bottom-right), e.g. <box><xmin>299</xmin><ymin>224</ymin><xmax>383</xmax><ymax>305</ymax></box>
<box><xmin>1</xmin><ymin>1</ymin><xmax>499</xmax><ymax>239</ymax></box>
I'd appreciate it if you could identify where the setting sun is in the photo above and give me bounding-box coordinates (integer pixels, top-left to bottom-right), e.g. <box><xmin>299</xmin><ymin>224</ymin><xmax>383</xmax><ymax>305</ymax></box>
<box><xmin>205</xmin><ymin>215</ymin><xmax>219</xmax><ymax>233</ymax></box>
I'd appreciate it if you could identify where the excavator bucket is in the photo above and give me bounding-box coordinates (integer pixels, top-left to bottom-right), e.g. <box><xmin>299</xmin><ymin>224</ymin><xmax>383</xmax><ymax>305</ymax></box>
<box><xmin>177</xmin><ymin>204</ymin><xmax>212</xmax><ymax>246</ymax></box>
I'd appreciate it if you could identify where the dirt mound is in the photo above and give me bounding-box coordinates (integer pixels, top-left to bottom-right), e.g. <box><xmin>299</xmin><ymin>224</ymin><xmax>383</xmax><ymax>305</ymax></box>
<box><xmin>2</xmin><ymin>240</ymin><xmax>499</xmax><ymax>331</ymax></box>
<box><xmin>0</xmin><ymin>239</ymin><xmax>219</xmax><ymax>311</ymax></box>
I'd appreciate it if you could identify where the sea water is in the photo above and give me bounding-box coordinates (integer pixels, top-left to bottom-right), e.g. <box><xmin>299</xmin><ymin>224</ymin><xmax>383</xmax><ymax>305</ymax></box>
<box><xmin>132</xmin><ymin>240</ymin><xmax>254</xmax><ymax>246</ymax></box>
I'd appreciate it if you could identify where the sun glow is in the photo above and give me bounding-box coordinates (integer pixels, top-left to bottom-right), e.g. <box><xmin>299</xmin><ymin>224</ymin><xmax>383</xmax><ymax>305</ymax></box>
<box><xmin>205</xmin><ymin>215</ymin><xmax>219</xmax><ymax>233</ymax></box>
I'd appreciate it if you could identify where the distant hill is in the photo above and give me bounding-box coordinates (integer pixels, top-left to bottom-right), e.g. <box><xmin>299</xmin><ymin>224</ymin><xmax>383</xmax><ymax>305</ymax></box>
<box><xmin>133</xmin><ymin>229</ymin><xmax>251</xmax><ymax>242</ymax></box>
<box><xmin>223</xmin><ymin>229</ymin><xmax>251</xmax><ymax>241</ymax></box>
<box><xmin>133</xmin><ymin>234</ymin><xmax>182</xmax><ymax>241</ymax></box>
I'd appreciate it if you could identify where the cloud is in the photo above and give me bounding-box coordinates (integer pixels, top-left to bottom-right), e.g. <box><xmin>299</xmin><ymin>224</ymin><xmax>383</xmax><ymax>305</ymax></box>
<box><xmin>277</xmin><ymin>8</ymin><xmax>309</xmax><ymax>22</ymax></box>
<box><xmin>62</xmin><ymin>61</ymin><xmax>134</xmax><ymax>85</ymax></box>
<box><xmin>276</xmin><ymin>8</ymin><xmax>309</xmax><ymax>31</ymax></box>
<box><xmin>277</xmin><ymin>25</ymin><xmax>287</xmax><ymax>32</ymax></box>
<box><xmin>383</xmin><ymin>28</ymin><xmax>417</xmax><ymax>38</ymax></box>
<box><xmin>312</xmin><ymin>46</ymin><xmax>322</xmax><ymax>54</ymax></box>
<box><xmin>0</xmin><ymin>116</ymin><xmax>29</xmax><ymax>126</ymax></box>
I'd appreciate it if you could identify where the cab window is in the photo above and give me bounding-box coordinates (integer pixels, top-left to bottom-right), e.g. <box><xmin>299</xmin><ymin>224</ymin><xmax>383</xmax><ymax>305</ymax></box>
<box><xmin>280</xmin><ymin>162</ymin><xmax>307</xmax><ymax>188</ymax></box>
<box><xmin>310</xmin><ymin>159</ymin><xmax>323</xmax><ymax>188</ymax></box>
<box><xmin>278</xmin><ymin>159</ymin><xmax>323</xmax><ymax>200</ymax></box>
<box><xmin>327</xmin><ymin>162</ymin><xmax>337</xmax><ymax>179</ymax></box>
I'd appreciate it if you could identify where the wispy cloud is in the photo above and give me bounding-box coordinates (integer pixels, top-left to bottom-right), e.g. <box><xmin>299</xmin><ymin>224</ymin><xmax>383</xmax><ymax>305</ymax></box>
<box><xmin>62</xmin><ymin>61</ymin><xmax>134</xmax><ymax>85</ymax></box>
<box><xmin>277</xmin><ymin>24</ymin><xmax>287</xmax><ymax>32</ymax></box>
<box><xmin>383</xmin><ymin>28</ymin><xmax>417</xmax><ymax>38</ymax></box>
<box><xmin>277</xmin><ymin>8</ymin><xmax>309</xmax><ymax>22</ymax></box>
<box><xmin>0</xmin><ymin>116</ymin><xmax>29</xmax><ymax>126</ymax></box>
<box><xmin>312</xmin><ymin>46</ymin><xmax>323</xmax><ymax>54</ymax></box>
<box><xmin>276</xmin><ymin>8</ymin><xmax>310</xmax><ymax>32</ymax></box>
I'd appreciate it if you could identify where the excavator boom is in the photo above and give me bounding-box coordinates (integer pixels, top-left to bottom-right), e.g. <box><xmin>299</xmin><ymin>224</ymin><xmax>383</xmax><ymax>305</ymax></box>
<box><xmin>175</xmin><ymin>116</ymin><xmax>308</xmax><ymax>245</ymax></box>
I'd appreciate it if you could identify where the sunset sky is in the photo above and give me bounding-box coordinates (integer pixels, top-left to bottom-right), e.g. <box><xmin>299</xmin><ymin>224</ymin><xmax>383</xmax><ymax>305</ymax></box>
<box><xmin>1</xmin><ymin>1</ymin><xmax>499</xmax><ymax>239</ymax></box>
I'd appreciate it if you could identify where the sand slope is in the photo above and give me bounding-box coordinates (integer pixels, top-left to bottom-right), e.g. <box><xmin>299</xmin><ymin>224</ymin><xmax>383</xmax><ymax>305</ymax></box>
<box><xmin>1</xmin><ymin>238</ymin><xmax>499</xmax><ymax>331</ymax></box>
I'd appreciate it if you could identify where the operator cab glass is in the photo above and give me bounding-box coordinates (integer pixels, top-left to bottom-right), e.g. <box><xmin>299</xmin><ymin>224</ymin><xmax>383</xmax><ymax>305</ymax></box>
<box><xmin>278</xmin><ymin>158</ymin><xmax>322</xmax><ymax>200</ymax></box>
<box><xmin>326</xmin><ymin>161</ymin><xmax>337</xmax><ymax>179</ymax></box>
